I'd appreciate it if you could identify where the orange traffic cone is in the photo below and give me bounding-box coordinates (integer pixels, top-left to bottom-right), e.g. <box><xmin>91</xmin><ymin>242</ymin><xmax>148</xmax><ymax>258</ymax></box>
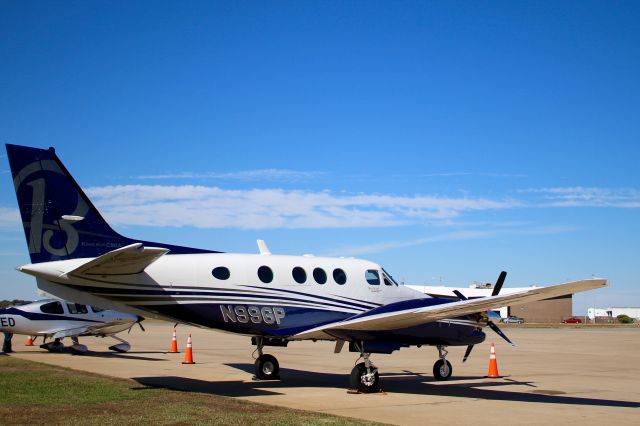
<box><xmin>182</xmin><ymin>333</ymin><xmax>195</xmax><ymax>364</ymax></box>
<box><xmin>486</xmin><ymin>342</ymin><xmax>501</xmax><ymax>378</ymax></box>
<box><xmin>168</xmin><ymin>329</ymin><xmax>179</xmax><ymax>353</ymax></box>
<box><xmin>25</xmin><ymin>336</ymin><xmax>34</xmax><ymax>346</ymax></box>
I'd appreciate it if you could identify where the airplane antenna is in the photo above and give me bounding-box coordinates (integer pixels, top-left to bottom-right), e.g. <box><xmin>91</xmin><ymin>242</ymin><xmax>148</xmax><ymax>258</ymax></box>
<box><xmin>257</xmin><ymin>240</ymin><xmax>271</xmax><ymax>255</ymax></box>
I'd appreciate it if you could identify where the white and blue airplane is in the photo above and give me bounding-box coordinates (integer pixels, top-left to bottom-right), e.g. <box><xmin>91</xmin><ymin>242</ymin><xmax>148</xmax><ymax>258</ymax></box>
<box><xmin>0</xmin><ymin>298</ymin><xmax>143</xmax><ymax>354</ymax></box>
<box><xmin>5</xmin><ymin>144</ymin><xmax>606</xmax><ymax>392</ymax></box>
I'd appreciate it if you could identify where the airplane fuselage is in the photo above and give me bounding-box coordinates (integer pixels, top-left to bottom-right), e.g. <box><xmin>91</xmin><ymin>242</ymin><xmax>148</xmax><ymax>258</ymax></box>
<box><xmin>0</xmin><ymin>299</ymin><xmax>137</xmax><ymax>337</ymax></box>
<box><xmin>19</xmin><ymin>252</ymin><xmax>487</xmax><ymax>348</ymax></box>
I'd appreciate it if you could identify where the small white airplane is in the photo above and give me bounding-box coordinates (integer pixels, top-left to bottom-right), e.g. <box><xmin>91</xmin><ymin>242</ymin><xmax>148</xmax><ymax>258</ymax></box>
<box><xmin>5</xmin><ymin>144</ymin><xmax>607</xmax><ymax>392</ymax></box>
<box><xmin>0</xmin><ymin>298</ymin><xmax>143</xmax><ymax>354</ymax></box>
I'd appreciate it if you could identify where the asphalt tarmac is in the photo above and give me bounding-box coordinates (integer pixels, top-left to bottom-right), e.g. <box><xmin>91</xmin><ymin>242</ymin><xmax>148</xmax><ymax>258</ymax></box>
<box><xmin>8</xmin><ymin>322</ymin><xmax>640</xmax><ymax>425</ymax></box>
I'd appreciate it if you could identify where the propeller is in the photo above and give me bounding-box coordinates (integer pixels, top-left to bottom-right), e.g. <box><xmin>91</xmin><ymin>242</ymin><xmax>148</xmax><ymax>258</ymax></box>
<box><xmin>453</xmin><ymin>290</ymin><xmax>467</xmax><ymax>301</ymax></box>
<box><xmin>462</xmin><ymin>271</ymin><xmax>514</xmax><ymax>362</ymax></box>
<box><xmin>491</xmin><ymin>271</ymin><xmax>507</xmax><ymax>296</ymax></box>
<box><xmin>487</xmin><ymin>321</ymin><xmax>514</xmax><ymax>345</ymax></box>
<box><xmin>487</xmin><ymin>271</ymin><xmax>515</xmax><ymax>346</ymax></box>
<box><xmin>128</xmin><ymin>316</ymin><xmax>146</xmax><ymax>334</ymax></box>
<box><xmin>462</xmin><ymin>344</ymin><xmax>474</xmax><ymax>362</ymax></box>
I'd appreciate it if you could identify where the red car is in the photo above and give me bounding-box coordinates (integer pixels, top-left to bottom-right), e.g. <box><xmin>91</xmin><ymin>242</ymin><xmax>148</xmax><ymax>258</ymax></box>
<box><xmin>562</xmin><ymin>317</ymin><xmax>583</xmax><ymax>324</ymax></box>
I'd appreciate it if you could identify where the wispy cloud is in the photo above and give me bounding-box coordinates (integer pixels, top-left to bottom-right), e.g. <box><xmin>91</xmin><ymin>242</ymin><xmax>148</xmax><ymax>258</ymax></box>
<box><xmin>325</xmin><ymin>225</ymin><xmax>578</xmax><ymax>256</ymax></box>
<box><xmin>135</xmin><ymin>169</ymin><xmax>323</xmax><ymax>182</ymax></box>
<box><xmin>86</xmin><ymin>185</ymin><xmax>519</xmax><ymax>230</ymax></box>
<box><xmin>325</xmin><ymin>230</ymin><xmax>495</xmax><ymax>256</ymax></box>
<box><xmin>523</xmin><ymin>187</ymin><xmax>640</xmax><ymax>208</ymax></box>
<box><xmin>1</xmin><ymin>184</ymin><xmax>636</xmax><ymax>234</ymax></box>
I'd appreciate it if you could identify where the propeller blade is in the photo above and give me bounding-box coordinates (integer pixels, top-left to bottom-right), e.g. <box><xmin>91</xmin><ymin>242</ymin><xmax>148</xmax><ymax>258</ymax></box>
<box><xmin>453</xmin><ymin>290</ymin><xmax>468</xmax><ymax>301</ymax></box>
<box><xmin>136</xmin><ymin>316</ymin><xmax>146</xmax><ymax>332</ymax></box>
<box><xmin>463</xmin><ymin>344</ymin><xmax>474</xmax><ymax>362</ymax></box>
<box><xmin>491</xmin><ymin>271</ymin><xmax>507</xmax><ymax>296</ymax></box>
<box><xmin>488</xmin><ymin>321</ymin><xmax>515</xmax><ymax>346</ymax></box>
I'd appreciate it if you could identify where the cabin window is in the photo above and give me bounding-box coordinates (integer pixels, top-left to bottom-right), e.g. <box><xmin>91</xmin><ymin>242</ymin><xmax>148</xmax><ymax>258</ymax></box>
<box><xmin>382</xmin><ymin>268</ymin><xmax>399</xmax><ymax>286</ymax></box>
<box><xmin>292</xmin><ymin>267</ymin><xmax>307</xmax><ymax>284</ymax></box>
<box><xmin>333</xmin><ymin>268</ymin><xmax>347</xmax><ymax>285</ymax></box>
<box><xmin>212</xmin><ymin>266</ymin><xmax>231</xmax><ymax>280</ymax></box>
<box><xmin>365</xmin><ymin>270</ymin><xmax>380</xmax><ymax>285</ymax></box>
<box><xmin>313</xmin><ymin>267</ymin><xmax>327</xmax><ymax>284</ymax></box>
<box><xmin>258</xmin><ymin>265</ymin><xmax>273</xmax><ymax>283</ymax></box>
<box><xmin>67</xmin><ymin>303</ymin><xmax>88</xmax><ymax>314</ymax></box>
<box><xmin>90</xmin><ymin>306</ymin><xmax>105</xmax><ymax>313</ymax></box>
<box><xmin>40</xmin><ymin>301</ymin><xmax>64</xmax><ymax>314</ymax></box>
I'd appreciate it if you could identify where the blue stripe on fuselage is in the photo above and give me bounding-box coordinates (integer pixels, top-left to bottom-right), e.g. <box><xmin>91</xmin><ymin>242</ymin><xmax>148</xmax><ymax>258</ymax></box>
<box><xmin>0</xmin><ymin>307</ymin><xmax>102</xmax><ymax>323</ymax></box>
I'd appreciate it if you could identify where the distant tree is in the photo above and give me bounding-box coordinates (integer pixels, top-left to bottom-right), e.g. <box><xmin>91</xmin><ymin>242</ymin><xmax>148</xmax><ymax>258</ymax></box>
<box><xmin>0</xmin><ymin>299</ymin><xmax>31</xmax><ymax>308</ymax></box>
<box><xmin>617</xmin><ymin>314</ymin><xmax>634</xmax><ymax>324</ymax></box>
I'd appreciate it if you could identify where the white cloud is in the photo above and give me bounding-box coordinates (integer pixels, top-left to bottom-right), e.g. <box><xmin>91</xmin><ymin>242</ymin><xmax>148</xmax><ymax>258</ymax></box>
<box><xmin>326</xmin><ymin>230</ymin><xmax>495</xmax><ymax>256</ymax></box>
<box><xmin>523</xmin><ymin>187</ymin><xmax>640</xmax><ymax>208</ymax></box>
<box><xmin>86</xmin><ymin>185</ymin><xmax>520</xmax><ymax>230</ymax></box>
<box><xmin>325</xmin><ymin>225</ymin><xmax>578</xmax><ymax>256</ymax></box>
<box><xmin>135</xmin><ymin>169</ymin><xmax>322</xmax><ymax>182</ymax></box>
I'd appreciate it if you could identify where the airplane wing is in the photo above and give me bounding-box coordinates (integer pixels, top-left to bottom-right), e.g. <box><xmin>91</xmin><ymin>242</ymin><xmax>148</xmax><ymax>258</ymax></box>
<box><xmin>50</xmin><ymin>321</ymin><xmax>133</xmax><ymax>339</ymax></box>
<box><xmin>293</xmin><ymin>278</ymin><xmax>607</xmax><ymax>340</ymax></box>
<box><xmin>68</xmin><ymin>243</ymin><xmax>169</xmax><ymax>276</ymax></box>
<box><xmin>52</xmin><ymin>325</ymin><xmax>92</xmax><ymax>339</ymax></box>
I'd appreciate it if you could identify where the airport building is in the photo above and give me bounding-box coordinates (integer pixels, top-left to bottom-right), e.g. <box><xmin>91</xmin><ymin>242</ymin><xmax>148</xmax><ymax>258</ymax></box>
<box><xmin>587</xmin><ymin>307</ymin><xmax>640</xmax><ymax>320</ymax></box>
<box><xmin>405</xmin><ymin>282</ymin><xmax>572</xmax><ymax>323</ymax></box>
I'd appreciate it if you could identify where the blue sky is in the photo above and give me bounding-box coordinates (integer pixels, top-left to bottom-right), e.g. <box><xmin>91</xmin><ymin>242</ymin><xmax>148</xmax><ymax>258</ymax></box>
<box><xmin>1</xmin><ymin>1</ymin><xmax>638</xmax><ymax>313</ymax></box>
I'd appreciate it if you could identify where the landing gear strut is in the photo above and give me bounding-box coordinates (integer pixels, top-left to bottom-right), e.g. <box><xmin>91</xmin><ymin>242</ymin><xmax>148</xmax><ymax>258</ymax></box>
<box><xmin>433</xmin><ymin>345</ymin><xmax>453</xmax><ymax>380</ymax></box>
<box><xmin>253</xmin><ymin>337</ymin><xmax>280</xmax><ymax>380</ymax></box>
<box><xmin>69</xmin><ymin>336</ymin><xmax>88</xmax><ymax>355</ymax></box>
<box><xmin>349</xmin><ymin>341</ymin><xmax>380</xmax><ymax>393</ymax></box>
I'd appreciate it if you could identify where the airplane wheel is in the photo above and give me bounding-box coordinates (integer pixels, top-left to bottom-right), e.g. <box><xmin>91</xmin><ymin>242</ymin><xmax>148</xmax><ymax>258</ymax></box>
<box><xmin>433</xmin><ymin>359</ymin><xmax>453</xmax><ymax>381</ymax></box>
<box><xmin>255</xmin><ymin>354</ymin><xmax>280</xmax><ymax>380</ymax></box>
<box><xmin>350</xmin><ymin>362</ymin><xmax>380</xmax><ymax>393</ymax></box>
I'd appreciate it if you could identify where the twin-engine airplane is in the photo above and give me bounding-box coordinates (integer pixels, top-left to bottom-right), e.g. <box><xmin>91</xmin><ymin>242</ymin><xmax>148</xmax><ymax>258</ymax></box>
<box><xmin>5</xmin><ymin>144</ymin><xmax>607</xmax><ymax>393</ymax></box>
<box><xmin>0</xmin><ymin>298</ymin><xmax>143</xmax><ymax>354</ymax></box>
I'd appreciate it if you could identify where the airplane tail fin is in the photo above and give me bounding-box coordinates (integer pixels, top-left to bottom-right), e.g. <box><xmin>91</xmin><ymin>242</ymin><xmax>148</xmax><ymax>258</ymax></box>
<box><xmin>6</xmin><ymin>144</ymin><xmax>216</xmax><ymax>263</ymax></box>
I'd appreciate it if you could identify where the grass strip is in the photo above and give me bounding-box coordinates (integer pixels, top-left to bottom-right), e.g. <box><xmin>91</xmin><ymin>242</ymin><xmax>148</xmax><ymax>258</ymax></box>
<box><xmin>0</xmin><ymin>356</ymin><xmax>383</xmax><ymax>425</ymax></box>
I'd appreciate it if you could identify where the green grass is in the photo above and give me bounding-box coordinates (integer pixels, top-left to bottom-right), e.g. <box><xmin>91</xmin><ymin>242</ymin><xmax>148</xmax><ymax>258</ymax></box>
<box><xmin>0</xmin><ymin>356</ymin><xmax>384</xmax><ymax>425</ymax></box>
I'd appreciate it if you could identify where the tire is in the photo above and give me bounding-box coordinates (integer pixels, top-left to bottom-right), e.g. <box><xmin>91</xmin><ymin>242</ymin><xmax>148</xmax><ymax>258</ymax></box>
<box><xmin>433</xmin><ymin>359</ymin><xmax>453</xmax><ymax>381</ymax></box>
<box><xmin>349</xmin><ymin>362</ymin><xmax>380</xmax><ymax>393</ymax></box>
<box><xmin>254</xmin><ymin>354</ymin><xmax>280</xmax><ymax>380</ymax></box>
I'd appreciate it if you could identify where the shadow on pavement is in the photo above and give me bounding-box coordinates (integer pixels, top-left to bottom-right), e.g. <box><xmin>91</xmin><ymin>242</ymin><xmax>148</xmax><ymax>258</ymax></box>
<box><xmin>132</xmin><ymin>363</ymin><xmax>640</xmax><ymax>408</ymax></box>
<box><xmin>85</xmin><ymin>351</ymin><xmax>169</xmax><ymax>361</ymax></box>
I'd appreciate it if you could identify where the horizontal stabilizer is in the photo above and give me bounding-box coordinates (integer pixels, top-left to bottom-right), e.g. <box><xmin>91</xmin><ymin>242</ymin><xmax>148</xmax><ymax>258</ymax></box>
<box><xmin>68</xmin><ymin>243</ymin><xmax>169</xmax><ymax>276</ymax></box>
<box><xmin>293</xmin><ymin>278</ymin><xmax>607</xmax><ymax>340</ymax></box>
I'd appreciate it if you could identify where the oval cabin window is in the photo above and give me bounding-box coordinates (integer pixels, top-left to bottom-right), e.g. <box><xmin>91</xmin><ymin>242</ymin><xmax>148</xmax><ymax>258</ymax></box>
<box><xmin>258</xmin><ymin>265</ymin><xmax>273</xmax><ymax>283</ymax></box>
<box><xmin>313</xmin><ymin>267</ymin><xmax>327</xmax><ymax>284</ymax></box>
<box><xmin>292</xmin><ymin>267</ymin><xmax>307</xmax><ymax>284</ymax></box>
<box><xmin>333</xmin><ymin>268</ymin><xmax>347</xmax><ymax>285</ymax></box>
<box><xmin>212</xmin><ymin>267</ymin><xmax>231</xmax><ymax>280</ymax></box>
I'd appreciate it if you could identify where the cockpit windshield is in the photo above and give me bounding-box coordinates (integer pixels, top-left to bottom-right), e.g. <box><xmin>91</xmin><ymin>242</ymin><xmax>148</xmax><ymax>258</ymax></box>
<box><xmin>382</xmin><ymin>268</ymin><xmax>399</xmax><ymax>286</ymax></box>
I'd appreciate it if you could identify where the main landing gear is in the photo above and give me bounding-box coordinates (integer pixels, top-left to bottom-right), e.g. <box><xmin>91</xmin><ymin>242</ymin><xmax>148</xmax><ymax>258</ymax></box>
<box><xmin>40</xmin><ymin>337</ymin><xmax>65</xmax><ymax>353</ymax></box>
<box><xmin>349</xmin><ymin>342</ymin><xmax>380</xmax><ymax>393</ymax></box>
<box><xmin>433</xmin><ymin>345</ymin><xmax>453</xmax><ymax>381</ymax></box>
<box><xmin>253</xmin><ymin>337</ymin><xmax>280</xmax><ymax>380</ymax></box>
